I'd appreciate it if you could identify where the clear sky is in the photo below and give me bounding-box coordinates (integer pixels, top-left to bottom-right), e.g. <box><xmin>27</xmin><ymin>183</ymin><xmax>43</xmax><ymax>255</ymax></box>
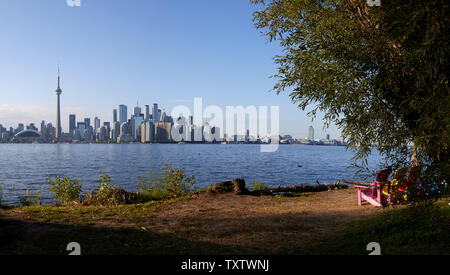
<box><xmin>0</xmin><ymin>0</ymin><xmax>341</xmax><ymax>139</ymax></box>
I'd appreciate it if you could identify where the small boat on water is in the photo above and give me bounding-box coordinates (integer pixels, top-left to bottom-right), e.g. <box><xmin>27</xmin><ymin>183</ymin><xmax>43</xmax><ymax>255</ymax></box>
<box><xmin>178</xmin><ymin>141</ymin><xmax>186</xmax><ymax>144</ymax></box>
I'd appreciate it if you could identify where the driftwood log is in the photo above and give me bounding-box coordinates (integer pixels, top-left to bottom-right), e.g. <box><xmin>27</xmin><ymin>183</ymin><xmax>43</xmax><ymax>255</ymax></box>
<box><xmin>209</xmin><ymin>179</ymin><xmax>347</xmax><ymax>196</ymax></box>
<box><xmin>249</xmin><ymin>181</ymin><xmax>348</xmax><ymax>196</ymax></box>
<box><xmin>210</xmin><ymin>178</ymin><xmax>248</xmax><ymax>194</ymax></box>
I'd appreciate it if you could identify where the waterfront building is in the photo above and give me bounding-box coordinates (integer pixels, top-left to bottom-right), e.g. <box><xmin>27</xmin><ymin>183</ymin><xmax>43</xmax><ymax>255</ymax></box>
<box><xmin>308</xmin><ymin>126</ymin><xmax>315</xmax><ymax>140</ymax></box>
<box><xmin>118</xmin><ymin>122</ymin><xmax>132</xmax><ymax>143</ymax></box>
<box><xmin>77</xmin><ymin>122</ymin><xmax>86</xmax><ymax>140</ymax></box>
<box><xmin>55</xmin><ymin>68</ymin><xmax>62</xmax><ymax>141</ymax></box>
<box><xmin>134</xmin><ymin>102</ymin><xmax>142</xmax><ymax>116</ymax></box>
<box><xmin>155</xmin><ymin>122</ymin><xmax>172</xmax><ymax>142</ymax></box>
<box><xmin>152</xmin><ymin>104</ymin><xmax>158</xmax><ymax>123</ymax></box>
<box><xmin>69</xmin><ymin>114</ymin><xmax>76</xmax><ymax>137</ymax></box>
<box><xmin>97</xmin><ymin>126</ymin><xmax>107</xmax><ymax>142</ymax></box>
<box><xmin>131</xmin><ymin>115</ymin><xmax>144</xmax><ymax>140</ymax></box>
<box><xmin>119</xmin><ymin>104</ymin><xmax>127</xmax><ymax>124</ymax></box>
<box><xmin>12</xmin><ymin>130</ymin><xmax>41</xmax><ymax>143</ymax></box>
<box><xmin>140</xmin><ymin>121</ymin><xmax>155</xmax><ymax>143</ymax></box>
<box><xmin>113</xmin><ymin>109</ymin><xmax>118</xmax><ymax>123</ymax></box>
<box><xmin>112</xmin><ymin>121</ymin><xmax>120</xmax><ymax>142</ymax></box>
<box><xmin>94</xmin><ymin>117</ymin><xmax>100</xmax><ymax>133</ymax></box>
<box><xmin>16</xmin><ymin>123</ymin><xmax>24</xmax><ymax>134</ymax></box>
<box><xmin>46</xmin><ymin>123</ymin><xmax>56</xmax><ymax>141</ymax></box>
<box><xmin>41</xmin><ymin>120</ymin><xmax>47</xmax><ymax>141</ymax></box>
<box><xmin>144</xmin><ymin>105</ymin><xmax>150</xmax><ymax>121</ymax></box>
<box><xmin>84</xmin><ymin>118</ymin><xmax>91</xmax><ymax>129</ymax></box>
<box><xmin>26</xmin><ymin>123</ymin><xmax>38</xmax><ymax>131</ymax></box>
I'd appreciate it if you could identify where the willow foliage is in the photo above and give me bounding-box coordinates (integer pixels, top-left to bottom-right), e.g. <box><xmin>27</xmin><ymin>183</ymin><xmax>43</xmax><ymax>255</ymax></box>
<box><xmin>252</xmin><ymin>0</ymin><xmax>449</xmax><ymax>179</ymax></box>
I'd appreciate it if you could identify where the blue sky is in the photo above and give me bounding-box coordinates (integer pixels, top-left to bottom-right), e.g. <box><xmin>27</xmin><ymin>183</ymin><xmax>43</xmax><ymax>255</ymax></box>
<box><xmin>0</xmin><ymin>0</ymin><xmax>341</xmax><ymax>139</ymax></box>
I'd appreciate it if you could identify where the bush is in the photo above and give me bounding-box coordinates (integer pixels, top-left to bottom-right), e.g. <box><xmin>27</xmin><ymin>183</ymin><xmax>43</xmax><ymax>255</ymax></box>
<box><xmin>85</xmin><ymin>172</ymin><xmax>135</xmax><ymax>206</ymax></box>
<box><xmin>252</xmin><ymin>180</ymin><xmax>268</xmax><ymax>191</ymax></box>
<box><xmin>136</xmin><ymin>166</ymin><xmax>195</xmax><ymax>202</ymax></box>
<box><xmin>19</xmin><ymin>189</ymin><xmax>41</xmax><ymax>206</ymax></box>
<box><xmin>47</xmin><ymin>175</ymin><xmax>82</xmax><ymax>204</ymax></box>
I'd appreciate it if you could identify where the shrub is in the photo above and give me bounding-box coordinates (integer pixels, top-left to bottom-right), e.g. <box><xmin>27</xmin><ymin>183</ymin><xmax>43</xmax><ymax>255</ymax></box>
<box><xmin>92</xmin><ymin>172</ymin><xmax>134</xmax><ymax>206</ymax></box>
<box><xmin>19</xmin><ymin>189</ymin><xmax>41</xmax><ymax>206</ymax></box>
<box><xmin>47</xmin><ymin>175</ymin><xmax>82</xmax><ymax>204</ymax></box>
<box><xmin>252</xmin><ymin>180</ymin><xmax>268</xmax><ymax>191</ymax></box>
<box><xmin>135</xmin><ymin>166</ymin><xmax>195</xmax><ymax>202</ymax></box>
<box><xmin>83</xmin><ymin>172</ymin><xmax>135</xmax><ymax>206</ymax></box>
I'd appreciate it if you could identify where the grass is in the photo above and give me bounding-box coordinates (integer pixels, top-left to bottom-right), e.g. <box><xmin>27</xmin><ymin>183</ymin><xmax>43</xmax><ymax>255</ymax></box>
<box><xmin>1</xmin><ymin>189</ymin><xmax>448</xmax><ymax>255</ymax></box>
<box><xmin>303</xmin><ymin>200</ymin><xmax>450</xmax><ymax>255</ymax></box>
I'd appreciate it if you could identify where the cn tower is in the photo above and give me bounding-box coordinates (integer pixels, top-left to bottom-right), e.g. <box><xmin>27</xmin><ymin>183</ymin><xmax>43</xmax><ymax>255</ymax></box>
<box><xmin>55</xmin><ymin>67</ymin><xmax>62</xmax><ymax>141</ymax></box>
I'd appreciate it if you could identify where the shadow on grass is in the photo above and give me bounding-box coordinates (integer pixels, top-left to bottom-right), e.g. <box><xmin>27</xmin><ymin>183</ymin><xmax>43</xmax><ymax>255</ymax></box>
<box><xmin>1</xmin><ymin>199</ymin><xmax>448</xmax><ymax>255</ymax></box>
<box><xmin>0</xmin><ymin>217</ymin><xmax>252</xmax><ymax>255</ymax></box>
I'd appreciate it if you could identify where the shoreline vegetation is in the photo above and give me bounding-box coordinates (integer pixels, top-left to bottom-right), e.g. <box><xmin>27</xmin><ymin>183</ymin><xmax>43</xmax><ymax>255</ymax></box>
<box><xmin>0</xmin><ymin>168</ymin><xmax>448</xmax><ymax>255</ymax></box>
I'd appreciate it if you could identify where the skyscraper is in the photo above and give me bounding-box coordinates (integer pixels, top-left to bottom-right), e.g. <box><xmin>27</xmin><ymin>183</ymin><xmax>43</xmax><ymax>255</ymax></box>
<box><xmin>119</xmin><ymin>104</ymin><xmax>127</xmax><ymax>124</ymax></box>
<box><xmin>94</xmin><ymin>117</ymin><xmax>100</xmax><ymax>133</ymax></box>
<box><xmin>134</xmin><ymin>101</ymin><xmax>141</xmax><ymax>116</ymax></box>
<box><xmin>113</xmin><ymin>109</ymin><xmax>118</xmax><ymax>123</ymax></box>
<box><xmin>40</xmin><ymin>120</ymin><xmax>47</xmax><ymax>140</ymax></box>
<box><xmin>55</xmin><ymin>67</ymin><xmax>62</xmax><ymax>141</ymax></box>
<box><xmin>308</xmin><ymin>126</ymin><xmax>315</xmax><ymax>140</ymax></box>
<box><xmin>84</xmin><ymin>118</ymin><xmax>91</xmax><ymax>129</ymax></box>
<box><xmin>152</xmin><ymin>103</ymin><xmax>158</xmax><ymax>122</ymax></box>
<box><xmin>69</xmin><ymin>114</ymin><xmax>76</xmax><ymax>136</ymax></box>
<box><xmin>145</xmin><ymin>105</ymin><xmax>150</xmax><ymax>121</ymax></box>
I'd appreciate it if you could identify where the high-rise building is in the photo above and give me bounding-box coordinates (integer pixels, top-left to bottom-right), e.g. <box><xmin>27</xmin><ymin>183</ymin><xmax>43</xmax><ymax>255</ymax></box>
<box><xmin>40</xmin><ymin>121</ymin><xmax>47</xmax><ymax>140</ymax></box>
<box><xmin>131</xmin><ymin>116</ymin><xmax>144</xmax><ymax>140</ymax></box>
<box><xmin>134</xmin><ymin>101</ymin><xmax>141</xmax><ymax>116</ymax></box>
<box><xmin>84</xmin><ymin>118</ymin><xmax>91</xmax><ymax>129</ymax></box>
<box><xmin>119</xmin><ymin>104</ymin><xmax>127</xmax><ymax>124</ymax></box>
<box><xmin>141</xmin><ymin>121</ymin><xmax>155</xmax><ymax>143</ymax></box>
<box><xmin>69</xmin><ymin>114</ymin><xmax>76</xmax><ymax>136</ymax></box>
<box><xmin>155</xmin><ymin>122</ymin><xmax>172</xmax><ymax>142</ymax></box>
<box><xmin>94</xmin><ymin>117</ymin><xmax>100</xmax><ymax>133</ymax></box>
<box><xmin>16</xmin><ymin>124</ymin><xmax>24</xmax><ymax>134</ymax></box>
<box><xmin>55</xmin><ymin>67</ymin><xmax>62</xmax><ymax>141</ymax></box>
<box><xmin>152</xmin><ymin>104</ymin><xmax>158</xmax><ymax>122</ymax></box>
<box><xmin>112</xmin><ymin>121</ymin><xmax>120</xmax><ymax>142</ymax></box>
<box><xmin>113</xmin><ymin>109</ymin><xmax>118</xmax><ymax>123</ymax></box>
<box><xmin>308</xmin><ymin>126</ymin><xmax>315</xmax><ymax>140</ymax></box>
<box><xmin>144</xmin><ymin>105</ymin><xmax>150</xmax><ymax>121</ymax></box>
<box><xmin>77</xmin><ymin>122</ymin><xmax>86</xmax><ymax>140</ymax></box>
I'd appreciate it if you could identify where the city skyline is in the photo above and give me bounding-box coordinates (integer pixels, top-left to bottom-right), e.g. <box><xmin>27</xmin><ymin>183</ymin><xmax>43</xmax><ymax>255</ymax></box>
<box><xmin>0</xmin><ymin>0</ymin><xmax>341</xmax><ymax>139</ymax></box>
<box><xmin>0</xmin><ymin>71</ymin><xmax>337</xmax><ymax>144</ymax></box>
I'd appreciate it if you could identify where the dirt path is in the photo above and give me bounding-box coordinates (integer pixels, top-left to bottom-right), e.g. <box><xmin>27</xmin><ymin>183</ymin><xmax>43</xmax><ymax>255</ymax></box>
<box><xmin>0</xmin><ymin>188</ymin><xmax>390</xmax><ymax>254</ymax></box>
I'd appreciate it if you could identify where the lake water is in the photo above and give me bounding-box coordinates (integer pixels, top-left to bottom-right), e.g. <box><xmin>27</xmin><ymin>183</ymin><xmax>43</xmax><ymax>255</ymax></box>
<box><xmin>0</xmin><ymin>144</ymin><xmax>383</xmax><ymax>205</ymax></box>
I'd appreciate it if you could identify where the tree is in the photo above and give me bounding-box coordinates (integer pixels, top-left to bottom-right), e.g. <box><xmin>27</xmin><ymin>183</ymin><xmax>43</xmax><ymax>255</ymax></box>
<box><xmin>251</xmin><ymin>0</ymin><xmax>449</xmax><ymax>180</ymax></box>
